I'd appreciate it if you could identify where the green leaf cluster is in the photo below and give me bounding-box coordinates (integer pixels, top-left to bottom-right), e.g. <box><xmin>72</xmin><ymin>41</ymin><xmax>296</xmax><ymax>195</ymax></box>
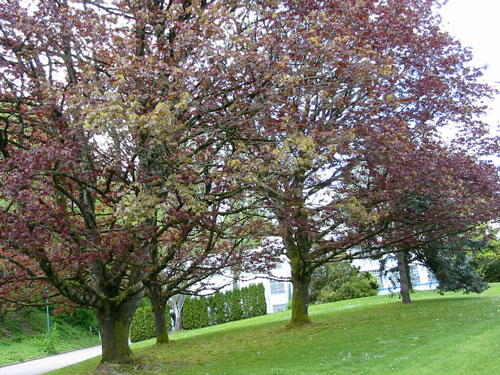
<box><xmin>470</xmin><ymin>239</ymin><xmax>500</xmax><ymax>282</ymax></box>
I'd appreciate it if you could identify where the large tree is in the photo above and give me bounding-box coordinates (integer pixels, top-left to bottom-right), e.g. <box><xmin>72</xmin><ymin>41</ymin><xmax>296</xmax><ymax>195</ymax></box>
<box><xmin>0</xmin><ymin>0</ymin><xmax>274</xmax><ymax>367</ymax></box>
<box><xmin>234</xmin><ymin>0</ymin><xmax>500</xmax><ymax>325</ymax></box>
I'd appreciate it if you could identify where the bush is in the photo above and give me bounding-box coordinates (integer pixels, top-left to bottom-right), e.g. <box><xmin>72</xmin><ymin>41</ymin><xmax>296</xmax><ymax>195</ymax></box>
<box><xmin>34</xmin><ymin>323</ymin><xmax>59</xmax><ymax>354</ymax></box>
<box><xmin>130</xmin><ymin>306</ymin><xmax>156</xmax><ymax>343</ymax></box>
<box><xmin>130</xmin><ymin>304</ymin><xmax>171</xmax><ymax>343</ymax></box>
<box><xmin>229</xmin><ymin>288</ymin><xmax>243</xmax><ymax>321</ymax></box>
<box><xmin>471</xmin><ymin>248</ymin><xmax>500</xmax><ymax>282</ymax></box>
<box><xmin>311</xmin><ymin>261</ymin><xmax>379</xmax><ymax>304</ymax></box>
<box><xmin>253</xmin><ymin>284</ymin><xmax>267</xmax><ymax>316</ymax></box>
<box><xmin>182</xmin><ymin>297</ymin><xmax>209</xmax><ymax>330</ymax></box>
<box><xmin>182</xmin><ymin>284</ymin><xmax>267</xmax><ymax>330</ymax></box>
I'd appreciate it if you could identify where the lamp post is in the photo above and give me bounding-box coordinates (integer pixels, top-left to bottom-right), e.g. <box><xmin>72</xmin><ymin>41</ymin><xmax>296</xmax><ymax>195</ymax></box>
<box><xmin>46</xmin><ymin>298</ymin><xmax>51</xmax><ymax>339</ymax></box>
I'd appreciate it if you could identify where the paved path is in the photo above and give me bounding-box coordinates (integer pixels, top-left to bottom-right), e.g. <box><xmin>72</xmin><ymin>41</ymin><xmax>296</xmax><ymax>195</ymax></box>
<box><xmin>0</xmin><ymin>345</ymin><xmax>101</xmax><ymax>375</ymax></box>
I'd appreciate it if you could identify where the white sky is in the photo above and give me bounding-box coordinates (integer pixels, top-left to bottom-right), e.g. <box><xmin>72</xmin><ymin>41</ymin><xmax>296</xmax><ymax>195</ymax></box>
<box><xmin>439</xmin><ymin>0</ymin><xmax>500</xmax><ymax>133</ymax></box>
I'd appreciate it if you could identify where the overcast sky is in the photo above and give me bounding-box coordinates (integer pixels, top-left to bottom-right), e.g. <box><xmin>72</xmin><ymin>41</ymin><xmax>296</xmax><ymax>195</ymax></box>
<box><xmin>439</xmin><ymin>0</ymin><xmax>500</xmax><ymax>132</ymax></box>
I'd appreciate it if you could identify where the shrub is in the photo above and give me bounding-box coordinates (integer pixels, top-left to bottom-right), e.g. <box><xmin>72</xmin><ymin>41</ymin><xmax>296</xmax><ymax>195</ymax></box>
<box><xmin>182</xmin><ymin>297</ymin><xmax>196</xmax><ymax>330</ymax></box>
<box><xmin>182</xmin><ymin>297</ymin><xmax>209</xmax><ymax>330</ymax></box>
<box><xmin>182</xmin><ymin>284</ymin><xmax>267</xmax><ymax>330</ymax></box>
<box><xmin>311</xmin><ymin>261</ymin><xmax>379</xmax><ymax>304</ymax></box>
<box><xmin>34</xmin><ymin>323</ymin><xmax>59</xmax><ymax>354</ymax></box>
<box><xmin>214</xmin><ymin>291</ymin><xmax>228</xmax><ymax>324</ymax></box>
<box><xmin>471</xmin><ymin>249</ymin><xmax>500</xmax><ymax>282</ymax></box>
<box><xmin>130</xmin><ymin>304</ymin><xmax>171</xmax><ymax>343</ymax></box>
<box><xmin>229</xmin><ymin>288</ymin><xmax>243</xmax><ymax>321</ymax></box>
<box><xmin>130</xmin><ymin>306</ymin><xmax>156</xmax><ymax>343</ymax></box>
<box><xmin>253</xmin><ymin>284</ymin><xmax>267</xmax><ymax>316</ymax></box>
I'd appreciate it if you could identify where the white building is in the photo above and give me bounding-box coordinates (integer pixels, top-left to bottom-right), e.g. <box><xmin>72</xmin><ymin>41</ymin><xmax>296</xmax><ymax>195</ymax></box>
<box><xmin>352</xmin><ymin>259</ymin><xmax>439</xmax><ymax>295</ymax></box>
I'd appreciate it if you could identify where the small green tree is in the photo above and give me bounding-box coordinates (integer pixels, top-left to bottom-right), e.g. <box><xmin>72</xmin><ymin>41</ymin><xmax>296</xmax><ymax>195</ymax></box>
<box><xmin>130</xmin><ymin>306</ymin><xmax>156</xmax><ymax>343</ymax></box>
<box><xmin>214</xmin><ymin>292</ymin><xmax>228</xmax><ymax>324</ymax></box>
<box><xmin>240</xmin><ymin>287</ymin><xmax>252</xmax><ymax>319</ymax></box>
<box><xmin>181</xmin><ymin>298</ymin><xmax>196</xmax><ymax>330</ymax></box>
<box><xmin>230</xmin><ymin>288</ymin><xmax>243</xmax><ymax>321</ymax></box>
<box><xmin>254</xmin><ymin>284</ymin><xmax>267</xmax><ymax>316</ymax></box>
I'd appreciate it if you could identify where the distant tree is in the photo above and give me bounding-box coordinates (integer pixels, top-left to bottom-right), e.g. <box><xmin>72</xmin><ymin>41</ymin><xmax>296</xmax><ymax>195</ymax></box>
<box><xmin>378</xmin><ymin>193</ymin><xmax>492</xmax><ymax>303</ymax></box>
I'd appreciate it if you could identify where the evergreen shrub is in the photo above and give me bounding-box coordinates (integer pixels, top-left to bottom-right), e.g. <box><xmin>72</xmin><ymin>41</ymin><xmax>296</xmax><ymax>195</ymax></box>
<box><xmin>182</xmin><ymin>284</ymin><xmax>267</xmax><ymax>330</ymax></box>
<box><xmin>130</xmin><ymin>304</ymin><xmax>171</xmax><ymax>342</ymax></box>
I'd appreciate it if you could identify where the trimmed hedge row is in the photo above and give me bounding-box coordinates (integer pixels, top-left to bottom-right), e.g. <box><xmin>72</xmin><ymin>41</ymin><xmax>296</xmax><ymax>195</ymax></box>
<box><xmin>183</xmin><ymin>284</ymin><xmax>266</xmax><ymax>330</ymax></box>
<box><xmin>130</xmin><ymin>305</ymin><xmax>170</xmax><ymax>343</ymax></box>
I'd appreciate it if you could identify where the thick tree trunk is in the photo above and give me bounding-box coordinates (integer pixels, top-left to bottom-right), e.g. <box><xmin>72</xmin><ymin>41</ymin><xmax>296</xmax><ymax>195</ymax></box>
<box><xmin>290</xmin><ymin>274</ymin><xmax>311</xmax><ymax>326</ymax></box>
<box><xmin>285</xmin><ymin>231</ymin><xmax>312</xmax><ymax>326</ymax></box>
<box><xmin>94</xmin><ymin>306</ymin><xmax>136</xmax><ymax>363</ymax></box>
<box><xmin>396</xmin><ymin>251</ymin><xmax>412</xmax><ymax>303</ymax></box>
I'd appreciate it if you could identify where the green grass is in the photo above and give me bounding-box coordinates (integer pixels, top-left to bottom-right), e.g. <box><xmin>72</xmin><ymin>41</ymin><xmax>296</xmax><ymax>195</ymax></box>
<box><xmin>49</xmin><ymin>284</ymin><xmax>500</xmax><ymax>374</ymax></box>
<box><xmin>0</xmin><ymin>309</ymin><xmax>99</xmax><ymax>366</ymax></box>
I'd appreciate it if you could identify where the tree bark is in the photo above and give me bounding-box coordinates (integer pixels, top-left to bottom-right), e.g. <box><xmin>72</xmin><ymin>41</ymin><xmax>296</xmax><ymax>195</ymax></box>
<box><xmin>396</xmin><ymin>251</ymin><xmax>412</xmax><ymax>303</ymax></box>
<box><xmin>94</xmin><ymin>293</ymin><xmax>142</xmax><ymax>365</ymax></box>
<box><xmin>290</xmin><ymin>273</ymin><xmax>311</xmax><ymax>326</ymax></box>
<box><xmin>171</xmin><ymin>294</ymin><xmax>186</xmax><ymax>331</ymax></box>
<box><xmin>285</xmin><ymin>230</ymin><xmax>312</xmax><ymax>326</ymax></box>
<box><xmin>147</xmin><ymin>283</ymin><xmax>170</xmax><ymax>345</ymax></box>
<box><xmin>287</xmin><ymin>241</ymin><xmax>312</xmax><ymax>326</ymax></box>
<box><xmin>153</xmin><ymin>301</ymin><xmax>169</xmax><ymax>344</ymax></box>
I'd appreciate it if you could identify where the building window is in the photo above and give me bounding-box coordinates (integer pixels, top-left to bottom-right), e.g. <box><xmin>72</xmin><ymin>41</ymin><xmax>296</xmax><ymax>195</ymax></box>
<box><xmin>270</xmin><ymin>280</ymin><xmax>285</xmax><ymax>294</ymax></box>
<box><xmin>367</xmin><ymin>270</ymin><xmax>384</xmax><ymax>288</ymax></box>
<box><xmin>409</xmin><ymin>265</ymin><xmax>420</xmax><ymax>285</ymax></box>
<box><xmin>272</xmin><ymin>304</ymin><xmax>287</xmax><ymax>313</ymax></box>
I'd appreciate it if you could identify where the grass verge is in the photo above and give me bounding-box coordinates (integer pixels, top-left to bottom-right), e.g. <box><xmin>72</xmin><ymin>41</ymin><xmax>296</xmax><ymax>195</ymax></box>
<box><xmin>0</xmin><ymin>309</ymin><xmax>99</xmax><ymax>366</ymax></box>
<box><xmin>49</xmin><ymin>284</ymin><xmax>500</xmax><ymax>375</ymax></box>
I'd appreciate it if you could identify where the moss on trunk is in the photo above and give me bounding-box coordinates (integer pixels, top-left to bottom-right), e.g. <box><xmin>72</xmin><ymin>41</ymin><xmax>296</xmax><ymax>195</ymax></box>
<box><xmin>96</xmin><ymin>310</ymin><xmax>133</xmax><ymax>363</ymax></box>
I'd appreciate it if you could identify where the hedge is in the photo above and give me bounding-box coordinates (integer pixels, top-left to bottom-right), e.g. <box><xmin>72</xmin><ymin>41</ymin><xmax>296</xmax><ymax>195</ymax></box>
<box><xmin>183</xmin><ymin>284</ymin><xmax>266</xmax><ymax>330</ymax></box>
<box><xmin>130</xmin><ymin>304</ymin><xmax>171</xmax><ymax>343</ymax></box>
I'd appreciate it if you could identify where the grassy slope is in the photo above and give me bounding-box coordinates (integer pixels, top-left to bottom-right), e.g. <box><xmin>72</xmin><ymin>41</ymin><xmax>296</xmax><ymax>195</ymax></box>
<box><xmin>51</xmin><ymin>284</ymin><xmax>500</xmax><ymax>375</ymax></box>
<box><xmin>0</xmin><ymin>309</ymin><xmax>99</xmax><ymax>366</ymax></box>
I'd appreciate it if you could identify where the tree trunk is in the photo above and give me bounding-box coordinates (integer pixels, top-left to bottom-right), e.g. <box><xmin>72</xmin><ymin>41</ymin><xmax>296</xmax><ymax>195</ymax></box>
<box><xmin>290</xmin><ymin>274</ymin><xmax>311</xmax><ymax>326</ymax></box>
<box><xmin>153</xmin><ymin>302</ymin><xmax>169</xmax><ymax>344</ymax></box>
<box><xmin>171</xmin><ymin>294</ymin><xmax>186</xmax><ymax>331</ymax></box>
<box><xmin>396</xmin><ymin>251</ymin><xmax>412</xmax><ymax>303</ymax></box>
<box><xmin>285</xmin><ymin>232</ymin><xmax>312</xmax><ymax>326</ymax></box>
<box><xmin>147</xmin><ymin>284</ymin><xmax>170</xmax><ymax>345</ymax></box>
<box><xmin>94</xmin><ymin>303</ymin><xmax>138</xmax><ymax>364</ymax></box>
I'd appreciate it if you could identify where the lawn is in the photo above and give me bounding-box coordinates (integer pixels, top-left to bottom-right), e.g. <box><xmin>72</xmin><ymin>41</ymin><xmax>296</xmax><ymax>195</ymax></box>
<box><xmin>49</xmin><ymin>284</ymin><xmax>500</xmax><ymax>375</ymax></box>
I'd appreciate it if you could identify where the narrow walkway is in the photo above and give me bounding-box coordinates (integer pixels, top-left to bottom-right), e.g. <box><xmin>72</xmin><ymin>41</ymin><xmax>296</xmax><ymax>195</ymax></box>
<box><xmin>0</xmin><ymin>345</ymin><xmax>102</xmax><ymax>375</ymax></box>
